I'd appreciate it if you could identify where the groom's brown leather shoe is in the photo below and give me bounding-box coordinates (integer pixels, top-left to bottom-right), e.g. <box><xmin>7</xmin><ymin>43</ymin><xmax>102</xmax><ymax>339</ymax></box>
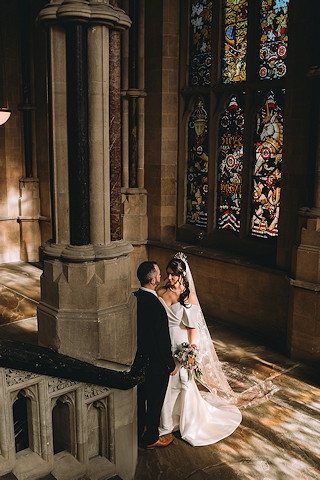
<box><xmin>145</xmin><ymin>435</ymin><xmax>173</xmax><ymax>450</ymax></box>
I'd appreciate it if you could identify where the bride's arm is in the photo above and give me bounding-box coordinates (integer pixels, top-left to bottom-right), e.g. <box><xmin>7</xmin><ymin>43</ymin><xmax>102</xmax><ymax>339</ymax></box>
<box><xmin>187</xmin><ymin>326</ymin><xmax>198</xmax><ymax>347</ymax></box>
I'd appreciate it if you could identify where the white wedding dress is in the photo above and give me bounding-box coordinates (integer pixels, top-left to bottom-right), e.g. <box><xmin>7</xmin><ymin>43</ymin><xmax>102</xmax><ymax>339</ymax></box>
<box><xmin>158</xmin><ymin>300</ymin><xmax>242</xmax><ymax>446</ymax></box>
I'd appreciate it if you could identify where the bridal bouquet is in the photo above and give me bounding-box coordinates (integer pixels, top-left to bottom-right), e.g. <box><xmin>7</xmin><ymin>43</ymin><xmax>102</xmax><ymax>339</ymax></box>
<box><xmin>174</xmin><ymin>342</ymin><xmax>202</xmax><ymax>381</ymax></box>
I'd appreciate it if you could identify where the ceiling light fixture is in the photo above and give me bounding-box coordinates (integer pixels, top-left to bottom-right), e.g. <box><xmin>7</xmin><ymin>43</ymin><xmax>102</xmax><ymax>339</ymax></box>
<box><xmin>0</xmin><ymin>107</ymin><xmax>11</xmax><ymax>125</ymax></box>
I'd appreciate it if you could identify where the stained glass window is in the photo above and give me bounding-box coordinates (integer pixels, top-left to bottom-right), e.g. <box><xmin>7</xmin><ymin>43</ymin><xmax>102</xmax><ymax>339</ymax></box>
<box><xmin>222</xmin><ymin>0</ymin><xmax>248</xmax><ymax>84</ymax></box>
<box><xmin>183</xmin><ymin>0</ymin><xmax>290</xmax><ymax>248</ymax></box>
<box><xmin>217</xmin><ymin>96</ymin><xmax>244</xmax><ymax>232</ymax></box>
<box><xmin>189</xmin><ymin>0</ymin><xmax>213</xmax><ymax>87</ymax></box>
<box><xmin>251</xmin><ymin>91</ymin><xmax>283</xmax><ymax>238</ymax></box>
<box><xmin>186</xmin><ymin>97</ymin><xmax>209</xmax><ymax>228</ymax></box>
<box><xmin>259</xmin><ymin>0</ymin><xmax>290</xmax><ymax>80</ymax></box>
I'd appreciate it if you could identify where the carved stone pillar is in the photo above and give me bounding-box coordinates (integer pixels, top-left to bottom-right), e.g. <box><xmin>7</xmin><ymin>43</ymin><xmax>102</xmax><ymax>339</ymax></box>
<box><xmin>37</xmin><ymin>0</ymin><xmax>133</xmax><ymax>362</ymax></box>
<box><xmin>37</xmin><ymin>3</ymin><xmax>135</xmax><ymax>478</ymax></box>
<box><xmin>288</xmin><ymin>66</ymin><xmax>320</xmax><ymax>362</ymax></box>
<box><xmin>121</xmin><ymin>0</ymin><xmax>148</xmax><ymax>289</ymax></box>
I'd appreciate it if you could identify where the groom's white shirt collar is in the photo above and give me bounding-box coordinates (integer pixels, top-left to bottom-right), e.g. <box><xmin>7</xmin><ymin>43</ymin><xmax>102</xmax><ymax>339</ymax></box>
<box><xmin>140</xmin><ymin>287</ymin><xmax>157</xmax><ymax>296</ymax></box>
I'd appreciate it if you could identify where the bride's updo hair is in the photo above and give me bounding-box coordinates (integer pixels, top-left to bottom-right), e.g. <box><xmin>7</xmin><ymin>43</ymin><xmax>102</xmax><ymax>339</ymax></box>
<box><xmin>166</xmin><ymin>258</ymin><xmax>190</xmax><ymax>307</ymax></box>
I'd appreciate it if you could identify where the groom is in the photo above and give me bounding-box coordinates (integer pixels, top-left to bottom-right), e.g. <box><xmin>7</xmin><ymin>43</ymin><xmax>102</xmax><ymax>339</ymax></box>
<box><xmin>134</xmin><ymin>261</ymin><xmax>177</xmax><ymax>449</ymax></box>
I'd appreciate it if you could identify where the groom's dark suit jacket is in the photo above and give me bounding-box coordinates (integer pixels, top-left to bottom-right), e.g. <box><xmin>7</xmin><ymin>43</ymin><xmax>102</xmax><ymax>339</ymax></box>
<box><xmin>135</xmin><ymin>288</ymin><xmax>175</xmax><ymax>375</ymax></box>
<box><xmin>134</xmin><ymin>288</ymin><xmax>175</xmax><ymax>444</ymax></box>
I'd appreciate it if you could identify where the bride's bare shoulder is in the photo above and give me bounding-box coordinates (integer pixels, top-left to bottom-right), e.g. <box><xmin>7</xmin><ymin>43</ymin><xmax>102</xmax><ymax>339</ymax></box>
<box><xmin>156</xmin><ymin>286</ymin><xmax>166</xmax><ymax>297</ymax></box>
<box><xmin>188</xmin><ymin>290</ymin><xmax>199</xmax><ymax>306</ymax></box>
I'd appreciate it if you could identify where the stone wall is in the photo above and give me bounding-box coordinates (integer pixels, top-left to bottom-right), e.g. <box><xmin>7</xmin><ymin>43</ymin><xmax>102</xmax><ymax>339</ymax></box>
<box><xmin>144</xmin><ymin>0</ymin><xmax>180</xmax><ymax>243</ymax></box>
<box><xmin>0</xmin><ymin>1</ymin><xmax>51</xmax><ymax>263</ymax></box>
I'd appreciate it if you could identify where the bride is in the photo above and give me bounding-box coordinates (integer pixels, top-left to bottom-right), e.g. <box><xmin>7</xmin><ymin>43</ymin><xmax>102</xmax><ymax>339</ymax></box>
<box><xmin>156</xmin><ymin>252</ymin><xmax>242</xmax><ymax>447</ymax></box>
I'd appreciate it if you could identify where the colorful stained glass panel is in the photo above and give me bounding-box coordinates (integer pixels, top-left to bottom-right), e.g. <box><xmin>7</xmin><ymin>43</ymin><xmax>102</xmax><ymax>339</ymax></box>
<box><xmin>189</xmin><ymin>0</ymin><xmax>213</xmax><ymax>87</ymax></box>
<box><xmin>259</xmin><ymin>0</ymin><xmax>290</xmax><ymax>80</ymax></box>
<box><xmin>251</xmin><ymin>91</ymin><xmax>283</xmax><ymax>238</ymax></box>
<box><xmin>217</xmin><ymin>96</ymin><xmax>244</xmax><ymax>232</ymax></box>
<box><xmin>222</xmin><ymin>0</ymin><xmax>248</xmax><ymax>84</ymax></box>
<box><xmin>186</xmin><ymin>97</ymin><xmax>209</xmax><ymax>228</ymax></box>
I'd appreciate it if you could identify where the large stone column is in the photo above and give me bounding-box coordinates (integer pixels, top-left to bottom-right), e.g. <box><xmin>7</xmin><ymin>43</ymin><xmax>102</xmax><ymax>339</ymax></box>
<box><xmin>36</xmin><ymin>3</ymin><xmax>136</xmax><ymax>478</ymax></box>
<box><xmin>288</xmin><ymin>66</ymin><xmax>320</xmax><ymax>362</ymax></box>
<box><xmin>37</xmin><ymin>0</ymin><xmax>133</xmax><ymax>369</ymax></box>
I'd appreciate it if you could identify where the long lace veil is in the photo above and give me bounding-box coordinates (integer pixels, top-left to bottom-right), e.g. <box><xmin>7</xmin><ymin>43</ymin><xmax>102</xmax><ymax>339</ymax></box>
<box><xmin>174</xmin><ymin>252</ymin><xmax>278</xmax><ymax>406</ymax></box>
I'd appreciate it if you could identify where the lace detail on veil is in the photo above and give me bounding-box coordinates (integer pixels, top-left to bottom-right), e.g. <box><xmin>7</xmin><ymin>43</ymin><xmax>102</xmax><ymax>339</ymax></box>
<box><xmin>174</xmin><ymin>252</ymin><xmax>279</xmax><ymax>407</ymax></box>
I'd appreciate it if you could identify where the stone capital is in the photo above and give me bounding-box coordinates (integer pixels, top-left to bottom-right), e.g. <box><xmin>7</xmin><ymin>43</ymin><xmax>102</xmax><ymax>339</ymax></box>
<box><xmin>121</xmin><ymin>88</ymin><xmax>147</xmax><ymax>99</ymax></box>
<box><xmin>38</xmin><ymin>0</ymin><xmax>131</xmax><ymax>30</ymax></box>
<box><xmin>298</xmin><ymin>206</ymin><xmax>320</xmax><ymax>218</ymax></box>
<box><xmin>42</xmin><ymin>240</ymin><xmax>133</xmax><ymax>261</ymax></box>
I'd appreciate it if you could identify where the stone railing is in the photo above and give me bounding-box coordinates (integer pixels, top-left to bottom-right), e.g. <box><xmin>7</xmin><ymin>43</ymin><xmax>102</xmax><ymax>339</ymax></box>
<box><xmin>0</xmin><ymin>340</ymin><xmax>145</xmax><ymax>480</ymax></box>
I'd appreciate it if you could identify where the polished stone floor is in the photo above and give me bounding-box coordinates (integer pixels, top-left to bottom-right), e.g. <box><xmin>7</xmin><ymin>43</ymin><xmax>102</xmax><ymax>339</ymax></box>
<box><xmin>0</xmin><ymin>262</ymin><xmax>319</xmax><ymax>480</ymax></box>
<box><xmin>0</xmin><ymin>262</ymin><xmax>40</xmax><ymax>344</ymax></box>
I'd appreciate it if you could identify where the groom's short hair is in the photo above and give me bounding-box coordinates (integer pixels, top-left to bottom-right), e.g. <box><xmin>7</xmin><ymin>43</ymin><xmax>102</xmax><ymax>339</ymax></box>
<box><xmin>137</xmin><ymin>261</ymin><xmax>158</xmax><ymax>286</ymax></box>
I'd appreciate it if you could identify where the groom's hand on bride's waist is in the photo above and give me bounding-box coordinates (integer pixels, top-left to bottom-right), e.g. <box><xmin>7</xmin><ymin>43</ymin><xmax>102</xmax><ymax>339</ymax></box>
<box><xmin>170</xmin><ymin>366</ymin><xmax>178</xmax><ymax>376</ymax></box>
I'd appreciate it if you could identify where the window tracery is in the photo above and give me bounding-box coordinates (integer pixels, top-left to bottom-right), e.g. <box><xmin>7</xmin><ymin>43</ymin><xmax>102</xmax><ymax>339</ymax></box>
<box><xmin>183</xmin><ymin>0</ymin><xmax>289</xmax><ymax>253</ymax></box>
